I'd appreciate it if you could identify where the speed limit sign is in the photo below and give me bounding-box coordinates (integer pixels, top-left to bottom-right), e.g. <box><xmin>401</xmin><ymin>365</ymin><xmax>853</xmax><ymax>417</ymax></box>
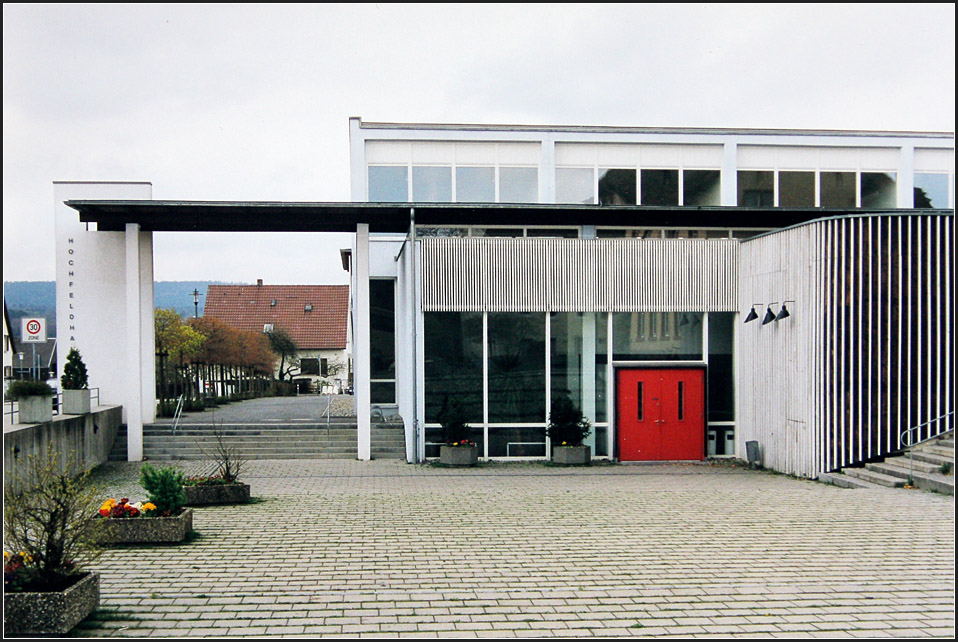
<box><xmin>22</xmin><ymin>318</ymin><xmax>46</xmax><ymax>343</ymax></box>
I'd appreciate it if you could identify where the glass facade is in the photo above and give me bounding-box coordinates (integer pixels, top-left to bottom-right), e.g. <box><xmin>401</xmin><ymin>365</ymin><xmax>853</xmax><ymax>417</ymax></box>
<box><xmin>368</xmin><ymin>166</ymin><xmax>408</xmax><ymax>202</ymax></box>
<box><xmin>737</xmin><ymin>171</ymin><xmax>774</xmax><ymax>207</ymax></box>
<box><xmin>820</xmin><ymin>171</ymin><xmax>856</xmax><ymax>207</ymax></box>
<box><xmin>612</xmin><ymin>312</ymin><xmax>703</xmax><ymax>361</ymax></box>
<box><xmin>412</xmin><ymin>166</ymin><xmax>452</xmax><ymax>202</ymax></box>
<box><xmin>779</xmin><ymin>171</ymin><xmax>815</xmax><ymax>207</ymax></box>
<box><xmin>499</xmin><ymin>167</ymin><xmax>538</xmax><ymax>203</ymax></box>
<box><xmin>641</xmin><ymin>169</ymin><xmax>679</xmax><ymax>206</ymax></box>
<box><xmin>370</xmin><ymin>280</ymin><xmax>396</xmax><ymax>404</ymax></box>
<box><xmin>860</xmin><ymin>172</ymin><xmax>896</xmax><ymax>208</ymax></box>
<box><xmin>556</xmin><ymin>168</ymin><xmax>594</xmax><ymax>204</ymax></box>
<box><xmin>914</xmin><ymin>173</ymin><xmax>950</xmax><ymax>208</ymax></box>
<box><xmin>456</xmin><ymin>166</ymin><xmax>495</xmax><ymax>202</ymax></box>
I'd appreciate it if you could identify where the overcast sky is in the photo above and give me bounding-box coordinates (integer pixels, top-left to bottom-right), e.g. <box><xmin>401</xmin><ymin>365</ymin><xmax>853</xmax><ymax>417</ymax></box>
<box><xmin>3</xmin><ymin>4</ymin><xmax>954</xmax><ymax>286</ymax></box>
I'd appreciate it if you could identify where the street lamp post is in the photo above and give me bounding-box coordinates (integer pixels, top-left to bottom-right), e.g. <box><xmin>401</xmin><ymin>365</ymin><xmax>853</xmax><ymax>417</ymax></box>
<box><xmin>191</xmin><ymin>289</ymin><xmax>202</xmax><ymax>319</ymax></box>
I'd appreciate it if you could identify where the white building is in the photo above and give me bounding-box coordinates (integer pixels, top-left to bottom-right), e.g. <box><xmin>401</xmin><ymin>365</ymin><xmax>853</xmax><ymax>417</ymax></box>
<box><xmin>57</xmin><ymin>119</ymin><xmax>954</xmax><ymax>477</ymax></box>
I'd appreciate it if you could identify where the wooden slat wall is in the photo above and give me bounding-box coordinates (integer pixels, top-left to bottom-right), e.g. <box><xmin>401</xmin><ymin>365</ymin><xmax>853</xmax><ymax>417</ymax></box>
<box><xmin>421</xmin><ymin>238</ymin><xmax>738</xmax><ymax>313</ymax></box>
<box><xmin>738</xmin><ymin>213</ymin><xmax>954</xmax><ymax>478</ymax></box>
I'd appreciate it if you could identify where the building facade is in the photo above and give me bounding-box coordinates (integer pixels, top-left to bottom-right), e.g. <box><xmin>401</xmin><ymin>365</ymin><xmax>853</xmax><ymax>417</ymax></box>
<box><xmin>349</xmin><ymin>119</ymin><xmax>954</xmax><ymax>476</ymax></box>
<box><xmin>58</xmin><ymin>119</ymin><xmax>953</xmax><ymax>478</ymax></box>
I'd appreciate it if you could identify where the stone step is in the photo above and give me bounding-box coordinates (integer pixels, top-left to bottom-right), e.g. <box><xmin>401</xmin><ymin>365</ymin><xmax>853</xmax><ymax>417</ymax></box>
<box><xmin>865</xmin><ymin>461</ymin><xmax>953</xmax><ymax>495</ymax></box>
<box><xmin>868</xmin><ymin>458</ymin><xmax>940</xmax><ymax>476</ymax></box>
<box><xmin>907</xmin><ymin>450</ymin><xmax>954</xmax><ymax>467</ymax></box>
<box><xmin>842</xmin><ymin>467</ymin><xmax>906</xmax><ymax>488</ymax></box>
<box><xmin>817</xmin><ymin>472</ymin><xmax>887</xmax><ymax>490</ymax></box>
<box><xmin>913</xmin><ymin>444</ymin><xmax>954</xmax><ymax>459</ymax></box>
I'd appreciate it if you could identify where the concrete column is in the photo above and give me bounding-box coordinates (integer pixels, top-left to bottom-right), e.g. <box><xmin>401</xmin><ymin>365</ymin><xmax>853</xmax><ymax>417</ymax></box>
<box><xmin>355</xmin><ymin>223</ymin><xmax>371</xmax><ymax>460</ymax></box>
<box><xmin>722</xmin><ymin>142</ymin><xmax>738</xmax><ymax>206</ymax></box>
<box><xmin>139</xmin><ymin>231</ymin><xmax>156</xmax><ymax>424</ymax></box>
<box><xmin>125</xmin><ymin>223</ymin><xmax>144</xmax><ymax>461</ymax></box>
<box><xmin>898</xmin><ymin>144</ymin><xmax>915</xmax><ymax>208</ymax></box>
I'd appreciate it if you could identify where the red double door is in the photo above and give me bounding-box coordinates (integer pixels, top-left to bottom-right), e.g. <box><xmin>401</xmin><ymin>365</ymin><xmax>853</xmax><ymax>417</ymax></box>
<box><xmin>616</xmin><ymin>368</ymin><xmax>705</xmax><ymax>461</ymax></box>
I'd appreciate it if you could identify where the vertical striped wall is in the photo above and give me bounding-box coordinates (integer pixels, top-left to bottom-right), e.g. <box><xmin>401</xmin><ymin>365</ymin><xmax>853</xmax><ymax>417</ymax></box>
<box><xmin>421</xmin><ymin>237</ymin><xmax>738</xmax><ymax>313</ymax></box>
<box><xmin>738</xmin><ymin>213</ymin><xmax>954</xmax><ymax>477</ymax></box>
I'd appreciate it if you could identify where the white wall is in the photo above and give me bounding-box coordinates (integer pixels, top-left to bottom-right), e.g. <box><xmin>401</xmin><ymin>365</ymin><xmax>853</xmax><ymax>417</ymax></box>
<box><xmin>54</xmin><ymin>182</ymin><xmax>155</xmax><ymax>460</ymax></box>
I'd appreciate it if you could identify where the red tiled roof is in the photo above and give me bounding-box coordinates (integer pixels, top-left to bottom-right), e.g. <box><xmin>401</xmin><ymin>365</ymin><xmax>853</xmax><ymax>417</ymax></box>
<box><xmin>204</xmin><ymin>284</ymin><xmax>348</xmax><ymax>350</ymax></box>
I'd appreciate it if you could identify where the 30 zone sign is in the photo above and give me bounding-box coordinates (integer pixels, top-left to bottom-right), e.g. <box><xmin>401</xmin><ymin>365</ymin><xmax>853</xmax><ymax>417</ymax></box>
<box><xmin>22</xmin><ymin>318</ymin><xmax>46</xmax><ymax>343</ymax></box>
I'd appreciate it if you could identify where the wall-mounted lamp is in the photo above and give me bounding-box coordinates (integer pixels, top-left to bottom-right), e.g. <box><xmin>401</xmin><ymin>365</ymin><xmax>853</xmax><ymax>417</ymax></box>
<box><xmin>762</xmin><ymin>303</ymin><xmax>778</xmax><ymax>325</ymax></box>
<box><xmin>744</xmin><ymin>304</ymin><xmax>761</xmax><ymax>323</ymax></box>
<box><xmin>775</xmin><ymin>301</ymin><xmax>793</xmax><ymax>321</ymax></box>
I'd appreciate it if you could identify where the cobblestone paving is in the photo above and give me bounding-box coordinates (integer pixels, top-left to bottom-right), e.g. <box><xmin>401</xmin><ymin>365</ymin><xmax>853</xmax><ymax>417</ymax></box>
<box><xmin>76</xmin><ymin>460</ymin><xmax>955</xmax><ymax>638</ymax></box>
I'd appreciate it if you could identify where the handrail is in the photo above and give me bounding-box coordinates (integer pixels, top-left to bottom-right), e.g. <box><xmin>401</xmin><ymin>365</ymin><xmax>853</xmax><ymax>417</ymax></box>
<box><xmin>902</xmin><ymin>411</ymin><xmax>954</xmax><ymax>484</ymax></box>
<box><xmin>901</xmin><ymin>411</ymin><xmax>954</xmax><ymax>448</ymax></box>
<box><xmin>171</xmin><ymin>394</ymin><xmax>185</xmax><ymax>434</ymax></box>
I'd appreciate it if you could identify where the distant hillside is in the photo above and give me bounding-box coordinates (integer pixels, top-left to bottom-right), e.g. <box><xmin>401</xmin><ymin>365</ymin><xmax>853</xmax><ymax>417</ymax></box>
<box><xmin>4</xmin><ymin>281</ymin><xmax>237</xmax><ymax>339</ymax></box>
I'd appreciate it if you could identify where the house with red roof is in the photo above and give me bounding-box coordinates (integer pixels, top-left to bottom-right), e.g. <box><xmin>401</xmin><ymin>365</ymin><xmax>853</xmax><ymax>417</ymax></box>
<box><xmin>204</xmin><ymin>281</ymin><xmax>350</xmax><ymax>393</ymax></box>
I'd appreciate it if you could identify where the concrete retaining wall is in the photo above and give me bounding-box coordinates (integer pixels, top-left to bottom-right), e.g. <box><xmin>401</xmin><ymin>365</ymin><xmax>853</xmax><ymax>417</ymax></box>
<box><xmin>3</xmin><ymin>406</ymin><xmax>122</xmax><ymax>489</ymax></box>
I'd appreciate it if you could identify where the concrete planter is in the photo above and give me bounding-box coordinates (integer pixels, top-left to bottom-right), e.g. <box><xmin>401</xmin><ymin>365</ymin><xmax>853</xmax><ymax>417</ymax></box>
<box><xmin>62</xmin><ymin>389</ymin><xmax>92</xmax><ymax>415</ymax></box>
<box><xmin>3</xmin><ymin>571</ymin><xmax>99</xmax><ymax>636</ymax></box>
<box><xmin>183</xmin><ymin>483</ymin><xmax>250</xmax><ymax>506</ymax></box>
<box><xmin>440</xmin><ymin>445</ymin><xmax>479</xmax><ymax>467</ymax></box>
<box><xmin>17</xmin><ymin>395</ymin><xmax>53</xmax><ymax>424</ymax></box>
<box><xmin>552</xmin><ymin>445</ymin><xmax>591</xmax><ymax>465</ymax></box>
<box><xmin>95</xmin><ymin>508</ymin><xmax>193</xmax><ymax>545</ymax></box>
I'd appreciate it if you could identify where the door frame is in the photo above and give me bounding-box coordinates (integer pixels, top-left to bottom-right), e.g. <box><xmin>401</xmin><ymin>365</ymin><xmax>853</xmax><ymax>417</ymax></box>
<box><xmin>612</xmin><ymin>362</ymin><xmax>708</xmax><ymax>462</ymax></box>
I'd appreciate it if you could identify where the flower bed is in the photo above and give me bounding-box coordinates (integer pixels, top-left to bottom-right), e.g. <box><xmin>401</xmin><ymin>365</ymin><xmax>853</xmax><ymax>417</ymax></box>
<box><xmin>182</xmin><ymin>478</ymin><xmax>250</xmax><ymax>506</ymax></box>
<box><xmin>94</xmin><ymin>499</ymin><xmax>193</xmax><ymax>545</ymax></box>
<box><xmin>3</xmin><ymin>570</ymin><xmax>99</xmax><ymax>635</ymax></box>
<box><xmin>440</xmin><ymin>441</ymin><xmax>479</xmax><ymax>467</ymax></box>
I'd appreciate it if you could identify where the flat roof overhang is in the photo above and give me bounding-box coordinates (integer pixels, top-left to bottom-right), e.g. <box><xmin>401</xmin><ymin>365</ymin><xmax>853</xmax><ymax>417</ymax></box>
<box><xmin>66</xmin><ymin>200</ymin><xmax>952</xmax><ymax>233</ymax></box>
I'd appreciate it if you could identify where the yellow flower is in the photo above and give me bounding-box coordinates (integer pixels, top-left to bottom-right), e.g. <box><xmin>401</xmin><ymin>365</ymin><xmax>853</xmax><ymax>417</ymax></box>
<box><xmin>142</xmin><ymin>502</ymin><xmax>156</xmax><ymax>511</ymax></box>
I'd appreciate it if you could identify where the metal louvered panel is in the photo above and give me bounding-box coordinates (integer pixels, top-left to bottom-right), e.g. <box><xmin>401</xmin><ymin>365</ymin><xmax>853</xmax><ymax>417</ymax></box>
<box><xmin>738</xmin><ymin>213</ymin><xmax>954</xmax><ymax>479</ymax></box>
<box><xmin>421</xmin><ymin>237</ymin><xmax>739</xmax><ymax>313</ymax></box>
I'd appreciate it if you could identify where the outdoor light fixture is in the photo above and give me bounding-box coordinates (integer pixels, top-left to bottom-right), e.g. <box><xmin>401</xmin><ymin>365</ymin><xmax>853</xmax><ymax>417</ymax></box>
<box><xmin>744</xmin><ymin>305</ymin><xmax>760</xmax><ymax>323</ymax></box>
<box><xmin>762</xmin><ymin>304</ymin><xmax>777</xmax><ymax>325</ymax></box>
<box><xmin>775</xmin><ymin>301</ymin><xmax>793</xmax><ymax>321</ymax></box>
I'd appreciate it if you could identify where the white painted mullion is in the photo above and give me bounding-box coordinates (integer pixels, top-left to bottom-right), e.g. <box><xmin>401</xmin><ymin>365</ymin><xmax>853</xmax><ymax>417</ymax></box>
<box><xmin>482</xmin><ymin>311</ymin><xmax>489</xmax><ymax>459</ymax></box>
<box><xmin>866</xmin><ymin>216</ymin><xmax>873</xmax><ymax>458</ymax></box>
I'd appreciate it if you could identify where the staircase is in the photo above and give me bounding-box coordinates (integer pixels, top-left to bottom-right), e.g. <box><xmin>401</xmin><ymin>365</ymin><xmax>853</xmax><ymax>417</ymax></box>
<box><xmin>819</xmin><ymin>433</ymin><xmax>954</xmax><ymax>495</ymax></box>
<box><xmin>108</xmin><ymin>421</ymin><xmax>407</xmax><ymax>461</ymax></box>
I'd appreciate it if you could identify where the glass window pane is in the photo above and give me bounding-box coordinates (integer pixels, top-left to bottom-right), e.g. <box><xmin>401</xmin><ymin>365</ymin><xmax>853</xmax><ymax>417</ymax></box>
<box><xmin>820</xmin><ymin>171</ymin><xmax>856</xmax><ymax>207</ymax></box>
<box><xmin>556</xmin><ymin>168</ymin><xmax>594</xmax><ymax>204</ymax></box>
<box><xmin>488</xmin><ymin>427</ymin><xmax>546</xmax><ymax>457</ymax></box>
<box><xmin>425</xmin><ymin>426</ymin><xmax>484</xmax><ymax>459</ymax></box>
<box><xmin>641</xmin><ymin>169</ymin><xmax>679</xmax><ymax>206</ymax></box>
<box><xmin>370</xmin><ymin>280</ymin><xmax>395</xmax><ymax>380</ymax></box>
<box><xmin>412</xmin><ymin>166</ymin><xmax>452</xmax><ymax>202</ymax></box>
<box><xmin>861</xmin><ymin>172</ymin><xmax>897</xmax><ymax>208</ymax></box>
<box><xmin>424</xmin><ymin>312</ymin><xmax>484</xmax><ymax>424</ymax></box>
<box><xmin>525</xmin><ymin>228</ymin><xmax>579</xmax><ymax>238</ymax></box>
<box><xmin>779</xmin><ymin>171</ymin><xmax>815</xmax><ymax>207</ymax></box>
<box><xmin>471</xmin><ymin>227</ymin><xmax>523</xmax><ymax>238</ymax></box>
<box><xmin>683</xmin><ymin>170</ymin><xmax>721</xmax><ymax>206</ymax></box>
<box><xmin>368</xmin><ymin>166</ymin><xmax>408</xmax><ymax>202</ymax></box>
<box><xmin>456</xmin><ymin>166</ymin><xmax>495</xmax><ymax>203</ymax></box>
<box><xmin>488</xmin><ymin>313</ymin><xmax>545</xmax><ymax>423</ymax></box>
<box><xmin>612</xmin><ymin>312</ymin><xmax>703</xmax><ymax>360</ymax></box>
<box><xmin>371</xmin><ymin>381</ymin><xmax>395</xmax><ymax>404</ymax></box>
<box><xmin>500</xmin><ymin>167</ymin><xmax>538</xmax><ymax>203</ymax></box>
<box><xmin>598</xmin><ymin>168</ymin><xmax>637</xmax><ymax>205</ymax></box>
<box><xmin>914</xmin><ymin>173</ymin><xmax>950</xmax><ymax>208</ymax></box>
<box><xmin>707</xmin><ymin>312</ymin><xmax>735</xmax><ymax>422</ymax></box>
<box><xmin>417</xmin><ymin>226</ymin><xmax>468</xmax><ymax>237</ymax></box>
<box><xmin>737</xmin><ymin>171</ymin><xmax>773</xmax><ymax>207</ymax></box>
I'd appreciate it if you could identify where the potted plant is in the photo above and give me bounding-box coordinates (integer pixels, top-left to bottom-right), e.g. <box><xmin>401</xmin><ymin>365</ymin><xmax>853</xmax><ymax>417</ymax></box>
<box><xmin>7</xmin><ymin>380</ymin><xmax>56</xmax><ymax>424</ymax></box>
<box><xmin>94</xmin><ymin>465</ymin><xmax>192</xmax><ymax>545</ymax></box>
<box><xmin>547</xmin><ymin>393</ymin><xmax>592</xmax><ymax>465</ymax></box>
<box><xmin>183</xmin><ymin>429</ymin><xmax>250</xmax><ymax>505</ymax></box>
<box><xmin>3</xmin><ymin>453</ymin><xmax>103</xmax><ymax>636</ymax></box>
<box><xmin>437</xmin><ymin>397</ymin><xmax>478</xmax><ymax>467</ymax></box>
<box><xmin>60</xmin><ymin>347</ymin><xmax>91</xmax><ymax>414</ymax></box>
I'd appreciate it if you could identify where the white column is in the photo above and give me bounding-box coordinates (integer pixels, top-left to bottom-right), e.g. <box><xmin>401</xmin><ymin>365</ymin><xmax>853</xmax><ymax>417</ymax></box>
<box><xmin>139</xmin><ymin>231</ymin><xmax>156</xmax><ymax>424</ymax></box>
<box><xmin>355</xmin><ymin>223</ymin><xmax>371</xmax><ymax>460</ymax></box>
<box><xmin>898</xmin><ymin>145</ymin><xmax>915</xmax><ymax>208</ymax></box>
<box><xmin>125</xmin><ymin>223</ymin><xmax>144</xmax><ymax>461</ymax></box>
<box><xmin>722</xmin><ymin>142</ymin><xmax>738</xmax><ymax>206</ymax></box>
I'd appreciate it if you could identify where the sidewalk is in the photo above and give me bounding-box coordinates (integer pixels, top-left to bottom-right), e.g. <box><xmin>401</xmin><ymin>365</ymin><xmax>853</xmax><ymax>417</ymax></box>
<box><xmin>77</xmin><ymin>460</ymin><xmax>955</xmax><ymax>638</ymax></box>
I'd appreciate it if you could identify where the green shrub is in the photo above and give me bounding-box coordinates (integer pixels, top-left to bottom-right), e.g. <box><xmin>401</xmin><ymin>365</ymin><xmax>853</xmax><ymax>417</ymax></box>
<box><xmin>6</xmin><ymin>380</ymin><xmax>56</xmax><ymax>400</ymax></box>
<box><xmin>139</xmin><ymin>465</ymin><xmax>186</xmax><ymax>516</ymax></box>
<box><xmin>3</xmin><ymin>453</ymin><xmax>103</xmax><ymax>591</ymax></box>
<box><xmin>437</xmin><ymin>396</ymin><xmax>472</xmax><ymax>445</ymax></box>
<box><xmin>547</xmin><ymin>393</ymin><xmax>592</xmax><ymax>447</ymax></box>
<box><xmin>60</xmin><ymin>347</ymin><xmax>89</xmax><ymax>390</ymax></box>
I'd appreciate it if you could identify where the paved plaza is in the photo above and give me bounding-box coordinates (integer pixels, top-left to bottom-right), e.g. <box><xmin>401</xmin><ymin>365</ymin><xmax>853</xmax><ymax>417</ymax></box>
<box><xmin>77</xmin><ymin>459</ymin><xmax>954</xmax><ymax>638</ymax></box>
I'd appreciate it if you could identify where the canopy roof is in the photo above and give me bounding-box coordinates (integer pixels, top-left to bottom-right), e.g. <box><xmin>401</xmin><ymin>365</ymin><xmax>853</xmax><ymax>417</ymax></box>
<box><xmin>65</xmin><ymin>200</ymin><xmax>943</xmax><ymax>233</ymax></box>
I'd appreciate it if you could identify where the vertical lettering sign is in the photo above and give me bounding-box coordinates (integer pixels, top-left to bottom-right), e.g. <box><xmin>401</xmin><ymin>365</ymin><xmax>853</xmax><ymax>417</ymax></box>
<box><xmin>22</xmin><ymin>318</ymin><xmax>47</xmax><ymax>343</ymax></box>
